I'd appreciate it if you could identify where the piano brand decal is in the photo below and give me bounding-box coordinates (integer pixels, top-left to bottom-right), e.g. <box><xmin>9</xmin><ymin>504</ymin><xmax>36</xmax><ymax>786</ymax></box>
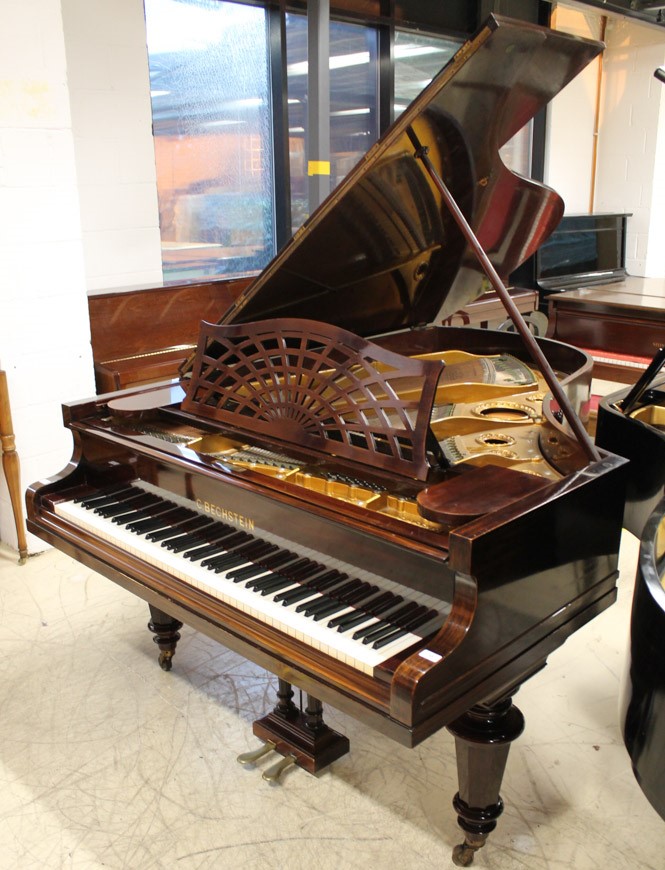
<box><xmin>196</xmin><ymin>499</ymin><xmax>255</xmax><ymax>531</ymax></box>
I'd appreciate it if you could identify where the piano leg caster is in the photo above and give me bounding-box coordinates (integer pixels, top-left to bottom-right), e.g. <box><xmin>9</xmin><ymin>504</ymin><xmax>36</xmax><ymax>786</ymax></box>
<box><xmin>448</xmin><ymin>695</ymin><xmax>525</xmax><ymax>867</ymax></box>
<box><xmin>147</xmin><ymin>605</ymin><xmax>183</xmax><ymax>672</ymax></box>
<box><xmin>451</xmin><ymin>832</ymin><xmax>487</xmax><ymax>867</ymax></box>
<box><xmin>251</xmin><ymin>680</ymin><xmax>350</xmax><ymax>776</ymax></box>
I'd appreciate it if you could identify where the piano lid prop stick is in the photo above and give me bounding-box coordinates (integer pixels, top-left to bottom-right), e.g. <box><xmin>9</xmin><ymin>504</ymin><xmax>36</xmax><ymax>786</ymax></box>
<box><xmin>406</xmin><ymin>126</ymin><xmax>601</xmax><ymax>464</ymax></box>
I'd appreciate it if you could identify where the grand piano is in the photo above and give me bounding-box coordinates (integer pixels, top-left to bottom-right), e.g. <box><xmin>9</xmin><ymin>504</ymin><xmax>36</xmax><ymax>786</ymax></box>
<box><xmin>596</xmin><ymin>349</ymin><xmax>665</xmax><ymax>821</ymax></box>
<box><xmin>27</xmin><ymin>17</ymin><xmax>628</xmax><ymax>866</ymax></box>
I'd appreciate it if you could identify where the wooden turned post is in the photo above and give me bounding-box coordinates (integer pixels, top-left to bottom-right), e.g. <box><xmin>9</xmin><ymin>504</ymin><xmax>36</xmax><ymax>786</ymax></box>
<box><xmin>147</xmin><ymin>604</ymin><xmax>183</xmax><ymax>671</ymax></box>
<box><xmin>0</xmin><ymin>370</ymin><xmax>29</xmax><ymax>564</ymax></box>
<box><xmin>447</xmin><ymin>696</ymin><xmax>525</xmax><ymax>866</ymax></box>
<box><xmin>252</xmin><ymin>681</ymin><xmax>349</xmax><ymax>774</ymax></box>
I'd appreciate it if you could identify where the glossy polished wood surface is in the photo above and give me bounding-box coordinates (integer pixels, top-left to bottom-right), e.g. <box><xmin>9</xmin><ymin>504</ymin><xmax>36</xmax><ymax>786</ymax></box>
<box><xmin>596</xmin><ymin>379</ymin><xmax>665</xmax><ymax>537</ymax></box>
<box><xmin>89</xmin><ymin>276</ymin><xmax>251</xmax><ymax>392</ymax></box>
<box><xmin>0</xmin><ymin>370</ymin><xmax>28</xmax><ymax>563</ymax></box>
<box><xmin>27</xmin><ymin>16</ymin><xmax>628</xmax><ymax>865</ymax></box>
<box><xmin>547</xmin><ymin>278</ymin><xmax>665</xmax><ymax>382</ymax></box>
<box><xmin>621</xmin><ymin>498</ymin><xmax>665</xmax><ymax>820</ymax></box>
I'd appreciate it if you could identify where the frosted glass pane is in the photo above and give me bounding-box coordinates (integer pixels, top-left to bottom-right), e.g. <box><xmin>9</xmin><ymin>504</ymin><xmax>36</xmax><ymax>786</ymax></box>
<box><xmin>287</xmin><ymin>14</ymin><xmax>378</xmax><ymax>229</ymax></box>
<box><xmin>145</xmin><ymin>0</ymin><xmax>274</xmax><ymax>280</ymax></box>
<box><xmin>394</xmin><ymin>30</ymin><xmax>459</xmax><ymax>115</ymax></box>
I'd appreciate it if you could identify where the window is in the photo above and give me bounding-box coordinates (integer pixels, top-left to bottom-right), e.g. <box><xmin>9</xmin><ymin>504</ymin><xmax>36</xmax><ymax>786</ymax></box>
<box><xmin>143</xmin><ymin>3</ymin><xmax>534</xmax><ymax>282</ymax></box>
<box><xmin>393</xmin><ymin>30</ymin><xmax>460</xmax><ymax>116</ymax></box>
<box><xmin>286</xmin><ymin>14</ymin><xmax>379</xmax><ymax>230</ymax></box>
<box><xmin>145</xmin><ymin>0</ymin><xmax>274</xmax><ymax>280</ymax></box>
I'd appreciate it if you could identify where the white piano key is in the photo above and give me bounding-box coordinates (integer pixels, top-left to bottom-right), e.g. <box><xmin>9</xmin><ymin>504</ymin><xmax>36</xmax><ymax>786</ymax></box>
<box><xmin>55</xmin><ymin>485</ymin><xmax>449</xmax><ymax>675</ymax></box>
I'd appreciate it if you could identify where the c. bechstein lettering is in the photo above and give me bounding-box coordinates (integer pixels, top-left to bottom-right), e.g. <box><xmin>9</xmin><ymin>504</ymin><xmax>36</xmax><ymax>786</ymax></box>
<box><xmin>196</xmin><ymin>498</ymin><xmax>255</xmax><ymax>531</ymax></box>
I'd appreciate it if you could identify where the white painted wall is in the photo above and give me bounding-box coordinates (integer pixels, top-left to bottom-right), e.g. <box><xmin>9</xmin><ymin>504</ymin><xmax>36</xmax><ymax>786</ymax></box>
<box><xmin>549</xmin><ymin>2</ymin><xmax>665</xmax><ymax>280</ymax></box>
<box><xmin>62</xmin><ymin>0</ymin><xmax>162</xmax><ymax>290</ymax></box>
<box><xmin>0</xmin><ymin>0</ymin><xmax>160</xmax><ymax>555</ymax></box>
<box><xmin>545</xmin><ymin>6</ymin><xmax>603</xmax><ymax>213</ymax></box>
<box><xmin>594</xmin><ymin>17</ymin><xmax>665</xmax><ymax>276</ymax></box>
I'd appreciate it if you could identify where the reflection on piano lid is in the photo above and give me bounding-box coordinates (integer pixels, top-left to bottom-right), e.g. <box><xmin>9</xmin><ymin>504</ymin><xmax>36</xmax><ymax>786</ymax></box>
<box><xmin>27</xmin><ymin>16</ymin><xmax>629</xmax><ymax>867</ymax></box>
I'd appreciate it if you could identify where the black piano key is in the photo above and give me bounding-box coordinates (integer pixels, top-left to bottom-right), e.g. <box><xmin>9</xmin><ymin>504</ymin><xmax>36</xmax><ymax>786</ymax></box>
<box><xmin>309</xmin><ymin>583</ymin><xmax>379</xmax><ymax>622</ymax></box>
<box><xmin>369</xmin><ymin>610</ymin><xmax>436</xmax><ymax>651</ymax></box>
<box><xmin>126</xmin><ymin>504</ymin><xmax>183</xmax><ymax>533</ymax></box>
<box><xmin>96</xmin><ymin>493</ymin><xmax>159</xmax><ymax>518</ymax></box>
<box><xmin>117</xmin><ymin>497</ymin><xmax>175</xmax><ymax>522</ymax></box>
<box><xmin>247</xmin><ymin>557</ymin><xmax>322</xmax><ymax>592</ymax></box>
<box><xmin>394</xmin><ymin>603</ymin><xmax>430</xmax><ymax>629</ymax></box>
<box><xmin>274</xmin><ymin>585</ymin><xmax>320</xmax><ymax>607</ymax></box>
<box><xmin>309</xmin><ymin>600</ymin><xmax>351</xmax><ymax>621</ymax></box>
<box><xmin>132</xmin><ymin>510</ymin><xmax>201</xmax><ymax>536</ymax></box>
<box><xmin>303</xmin><ymin>570</ymin><xmax>348</xmax><ymax>592</ymax></box>
<box><xmin>399</xmin><ymin>607</ymin><xmax>438</xmax><ymax>633</ymax></box>
<box><xmin>360</xmin><ymin>603</ymin><xmax>427</xmax><ymax>647</ymax></box>
<box><xmin>204</xmin><ymin>535</ymin><xmax>260</xmax><ymax>564</ymax></box>
<box><xmin>145</xmin><ymin>513</ymin><xmax>202</xmax><ymax>541</ymax></box>
<box><xmin>256</xmin><ymin>575</ymin><xmax>297</xmax><ymax>596</ymax></box>
<box><xmin>234</xmin><ymin>541</ymin><xmax>277</xmax><ymax>567</ymax></box>
<box><xmin>226</xmin><ymin>550</ymin><xmax>293</xmax><ymax>582</ymax></box>
<box><xmin>371</xmin><ymin>628</ymin><xmax>408</xmax><ymax>650</ymax></box>
<box><xmin>203</xmin><ymin>536</ymin><xmax>258</xmax><ymax>570</ymax></box>
<box><xmin>78</xmin><ymin>485</ymin><xmax>135</xmax><ymax>507</ymax></box>
<box><xmin>271</xmin><ymin>557</ymin><xmax>313</xmax><ymax>580</ymax></box>
<box><xmin>163</xmin><ymin>520</ymin><xmax>221</xmax><ymax>553</ymax></box>
<box><xmin>328</xmin><ymin>590</ymin><xmax>395</xmax><ymax>629</ymax></box>
<box><xmin>111</xmin><ymin>496</ymin><xmax>165</xmax><ymax>524</ymax></box>
<box><xmin>362</xmin><ymin>622</ymin><xmax>402</xmax><ymax>646</ymax></box>
<box><xmin>199</xmin><ymin>532</ymin><xmax>252</xmax><ymax>567</ymax></box>
<box><xmin>352</xmin><ymin>601</ymin><xmax>419</xmax><ymax>641</ymax></box>
<box><xmin>277</xmin><ymin>571</ymin><xmax>348</xmax><ymax>606</ymax></box>
<box><xmin>158</xmin><ymin>516</ymin><xmax>218</xmax><ymax>547</ymax></box>
<box><xmin>279</xmin><ymin>562</ymin><xmax>325</xmax><ymax>585</ymax></box>
<box><xmin>299</xmin><ymin>579</ymin><xmax>363</xmax><ymax>616</ymax></box>
<box><xmin>183</xmin><ymin>527</ymin><xmax>240</xmax><ymax>560</ymax></box>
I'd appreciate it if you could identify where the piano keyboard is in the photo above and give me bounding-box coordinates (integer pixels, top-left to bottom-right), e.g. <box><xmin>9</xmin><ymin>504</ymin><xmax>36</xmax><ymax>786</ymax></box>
<box><xmin>585</xmin><ymin>348</ymin><xmax>650</xmax><ymax>372</ymax></box>
<box><xmin>55</xmin><ymin>482</ymin><xmax>448</xmax><ymax>675</ymax></box>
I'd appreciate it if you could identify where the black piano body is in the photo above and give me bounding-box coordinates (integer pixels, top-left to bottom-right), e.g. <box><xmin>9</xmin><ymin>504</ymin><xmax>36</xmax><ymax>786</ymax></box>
<box><xmin>27</xmin><ymin>16</ymin><xmax>628</xmax><ymax>865</ymax></box>
<box><xmin>596</xmin><ymin>349</ymin><xmax>665</xmax><ymax>822</ymax></box>
<box><xmin>596</xmin><ymin>348</ymin><xmax>665</xmax><ymax>538</ymax></box>
<box><xmin>620</xmin><ymin>497</ymin><xmax>665</xmax><ymax>822</ymax></box>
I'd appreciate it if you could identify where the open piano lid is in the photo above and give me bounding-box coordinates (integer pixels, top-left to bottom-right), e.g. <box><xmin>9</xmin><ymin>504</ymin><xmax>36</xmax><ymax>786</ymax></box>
<box><xmin>187</xmin><ymin>15</ymin><xmax>602</xmax><ymax>346</ymax></box>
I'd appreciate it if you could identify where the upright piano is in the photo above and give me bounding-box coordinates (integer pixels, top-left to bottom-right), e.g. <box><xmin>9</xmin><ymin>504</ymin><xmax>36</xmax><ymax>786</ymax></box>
<box><xmin>27</xmin><ymin>17</ymin><xmax>628</xmax><ymax>866</ymax></box>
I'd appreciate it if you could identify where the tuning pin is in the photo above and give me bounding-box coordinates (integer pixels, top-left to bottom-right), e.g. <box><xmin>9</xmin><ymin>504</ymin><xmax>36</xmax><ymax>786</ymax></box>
<box><xmin>236</xmin><ymin>741</ymin><xmax>276</xmax><ymax>765</ymax></box>
<box><xmin>262</xmin><ymin>754</ymin><xmax>297</xmax><ymax>783</ymax></box>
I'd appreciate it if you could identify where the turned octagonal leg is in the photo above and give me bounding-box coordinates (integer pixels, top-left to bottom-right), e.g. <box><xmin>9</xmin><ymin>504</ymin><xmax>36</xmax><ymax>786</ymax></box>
<box><xmin>447</xmin><ymin>695</ymin><xmax>525</xmax><ymax>866</ymax></box>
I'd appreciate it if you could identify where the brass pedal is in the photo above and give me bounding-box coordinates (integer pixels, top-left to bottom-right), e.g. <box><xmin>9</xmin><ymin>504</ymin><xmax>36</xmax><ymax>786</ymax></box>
<box><xmin>262</xmin><ymin>754</ymin><xmax>297</xmax><ymax>783</ymax></box>
<box><xmin>236</xmin><ymin>741</ymin><xmax>276</xmax><ymax>766</ymax></box>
